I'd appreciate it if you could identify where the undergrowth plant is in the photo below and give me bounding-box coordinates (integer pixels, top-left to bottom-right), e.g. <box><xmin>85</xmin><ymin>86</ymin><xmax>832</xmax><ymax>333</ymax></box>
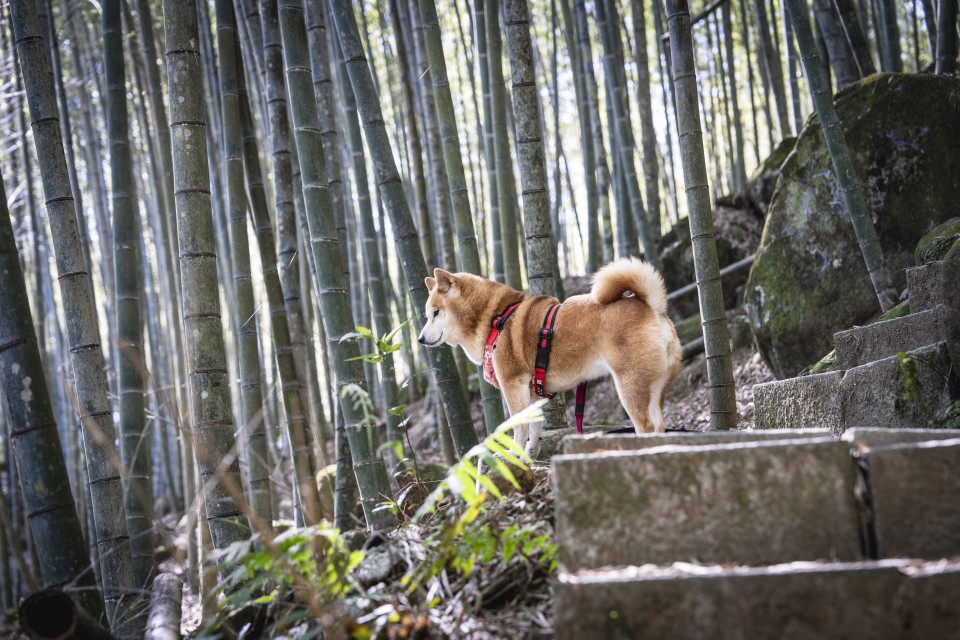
<box><xmin>198</xmin><ymin>525</ymin><xmax>363</xmax><ymax>637</ymax></box>
<box><xmin>403</xmin><ymin>401</ymin><xmax>558</xmax><ymax>590</ymax></box>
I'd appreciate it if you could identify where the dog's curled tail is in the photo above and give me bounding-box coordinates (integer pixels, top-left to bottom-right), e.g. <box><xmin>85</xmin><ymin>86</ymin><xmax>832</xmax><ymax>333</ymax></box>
<box><xmin>591</xmin><ymin>257</ymin><xmax>668</xmax><ymax>315</ymax></box>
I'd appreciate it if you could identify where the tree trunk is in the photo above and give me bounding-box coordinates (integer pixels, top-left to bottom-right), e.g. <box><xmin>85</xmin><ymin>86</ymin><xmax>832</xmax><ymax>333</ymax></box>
<box><xmin>811</xmin><ymin>0</ymin><xmax>860</xmax><ymax>87</ymax></box>
<box><xmin>277</xmin><ymin>0</ymin><xmax>396</xmax><ymax>530</ymax></box>
<box><xmin>936</xmin><ymin>0</ymin><xmax>959</xmax><ymax>74</ymax></box>
<box><xmin>499</xmin><ymin>0</ymin><xmax>568</xmax><ymax>431</ymax></box>
<box><xmin>105</xmin><ymin>0</ymin><xmax>155</xmax><ymax>591</ymax></box>
<box><xmin>0</xmin><ymin>176</ymin><xmax>106</xmax><ymax>628</ymax></box>
<box><xmin>472</xmin><ymin>0</ymin><xmax>504</xmax><ymax>281</ymax></box>
<box><xmin>784</xmin><ymin>0</ymin><xmax>898</xmax><ymax>311</ymax></box>
<box><xmin>260</xmin><ymin>0</ymin><xmax>323</xmax><ymax>527</ymax></box>
<box><xmin>330</xmin><ymin>0</ymin><xmax>480</xmax><ymax>458</ymax></box>
<box><xmin>10</xmin><ymin>0</ymin><xmax>141</xmax><ymax>630</ymax></box>
<box><xmin>559</xmin><ymin>0</ymin><xmax>600</xmax><ymax>272</ymax></box>
<box><xmin>337</xmin><ymin>33</ymin><xmax>407</xmax><ymax>467</ymax></box>
<box><xmin>420</xmin><ymin>0</ymin><xmax>507</xmax><ymax>435</ymax></box>
<box><xmin>875</xmin><ymin>0</ymin><xmax>903</xmax><ymax>71</ymax></box>
<box><xmin>631</xmin><ymin>0</ymin><xmax>667</xmax><ymax>240</ymax></box>
<box><xmin>596</xmin><ymin>0</ymin><xmax>659</xmax><ymax>266</ymax></box>
<box><xmin>163</xmin><ymin>0</ymin><xmax>251</xmax><ymax>555</ymax></box>
<box><xmin>753</xmin><ymin>0</ymin><xmax>791</xmax><ymax>138</ymax></box>
<box><xmin>720</xmin><ymin>5</ymin><xmax>747</xmax><ymax>187</ymax></box>
<box><xmin>485</xmin><ymin>0</ymin><xmax>524</xmax><ymax>290</ymax></box>
<box><xmin>833</xmin><ymin>0</ymin><xmax>878</xmax><ymax>76</ymax></box>
<box><xmin>664</xmin><ymin>0</ymin><xmax>738</xmax><ymax>431</ymax></box>
<box><xmin>214</xmin><ymin>0</ymin><xmax>273</xmax><ymax>527</ymax></box>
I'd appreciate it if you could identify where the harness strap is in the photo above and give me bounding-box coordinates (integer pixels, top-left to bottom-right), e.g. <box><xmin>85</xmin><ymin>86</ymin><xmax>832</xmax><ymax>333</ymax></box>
<box><xmin>483</xmin><ymin>302</ymin><xmax>522</xmax><ymax>389</ymax></box>
<box><xmin>533</xmin><ymin>304</ymin><xmax>562</xmax><ymax>398</ymax></box>
<box><xmin>575</xmin><ymin>381</ymin><xmax>588</xmax><ymax>434</ymax></box>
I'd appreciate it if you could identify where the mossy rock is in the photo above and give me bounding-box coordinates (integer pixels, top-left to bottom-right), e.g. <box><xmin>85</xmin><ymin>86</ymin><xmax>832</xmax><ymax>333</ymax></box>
<box><xmin>915</xmin><ymin>217</ymin><xmax>960</xmax><ymax>265</ymax></box>
<box><xmin>747</xmin><ymin>73</ymin><xmax>960</xmax><ymax>379</ymax></box>
<box><xmin>745</xmin><ymin>136</ymin><xmax>797</xmax><ymax>217</ymax></box>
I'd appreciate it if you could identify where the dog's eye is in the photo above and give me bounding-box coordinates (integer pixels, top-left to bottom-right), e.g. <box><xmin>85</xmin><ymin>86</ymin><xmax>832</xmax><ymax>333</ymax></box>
<box><xmin>432</xmin><ymin>309</ymin><xmax>440</xmax><ymax>318</ymax></box>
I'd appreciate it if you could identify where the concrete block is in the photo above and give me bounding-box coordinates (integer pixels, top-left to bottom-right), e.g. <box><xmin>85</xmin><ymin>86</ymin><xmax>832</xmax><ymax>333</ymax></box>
<box><xmin>555</xmin><ymin>560</ymin><xmax>909</xmax><ymax>640</ymax></box>
<box><xmin>840</xmin><ymin>342</ymin><xmax>951</xmax><ymax>430</ymax></box>
<box><xmin>863</xmin><ymin>438</ymin><xmax>960</xmax><ymax>559</ymax></box>
<box><xmin>842</xmin><ymin>427</ymin><xmax>960</xmax><ymax>449</ymax></box>
<box><xmin>897</xmin><ymin>562</ymin><xmax>960</xmax><ymax>638</ymax></box>
<box><xmin>906</xmin><ymin>262</ymin><xmax>943</xmax><ymax>313</ymax></box>
<box><xmin>833</xmin><ymin>306</ymin><xmax>944</xmax><ymax>369</ymax></box>
<box><xmin>753</xmin><ymin>371</ymin><xmax>843</xmax><ymax>431</ymax></box>
<box><xmin>536</xmin><ymin>425</ymin><xmax>627</xmax><ymax>460</ymax></box>
<box><xmin>562</xmin><ymin>429</ymin><xmax>832</xmax><ymax>455</ymax></box>
<box><xmin>554</xmin><ymin>439</ymin><xmax>862</xmax><ymax>571</ymax></box>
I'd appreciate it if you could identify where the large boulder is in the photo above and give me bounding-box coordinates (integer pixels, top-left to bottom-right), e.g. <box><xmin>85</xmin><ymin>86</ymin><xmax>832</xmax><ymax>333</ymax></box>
<box><xmin>746</xmin><ymin>73</ymin><xmax>960</xmax><ymax>379</ymax></box>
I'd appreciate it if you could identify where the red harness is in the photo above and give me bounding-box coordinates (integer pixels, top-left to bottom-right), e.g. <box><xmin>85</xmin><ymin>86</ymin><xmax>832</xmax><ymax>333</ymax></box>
<box><xmin>483</xmin><ymin>301</ymin><xmax>588</xmax><ymax>433</ymax></box>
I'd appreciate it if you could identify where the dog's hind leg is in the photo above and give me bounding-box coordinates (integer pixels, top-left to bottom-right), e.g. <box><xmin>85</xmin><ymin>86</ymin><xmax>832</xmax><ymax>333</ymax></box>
<box><xmin>611</xmin><ymin>372</ymin><xmax>657</xmax><ymax>434</ymax></box>
<box><xmin>502</xmin><ymin>383</ymin><xmax>540</xmax><ymax>458</ymax></box>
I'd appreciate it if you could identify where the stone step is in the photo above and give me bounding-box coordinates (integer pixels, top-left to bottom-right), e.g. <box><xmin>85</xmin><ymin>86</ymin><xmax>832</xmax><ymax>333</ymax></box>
<box><xmin>906</xmin><ymin>261</ymin><xmax>943</xmax><ymax>312</ymax></box>
<box><xmin>553</xmin><ymin>438</ymin><xmax>862</xmax><ymax>572</ymax></box>
<box><xmin>833</xmin><ymin>306</ymin><xmax>944</xmax><ymax>369</ymax></box>
<box><xmin>562</xmin><ymin>428</ymin><xmax>831</xmax><ymax>455</ymax></box>
<box><xmin>841</xmin><ymin>341</ymin><xmax>951</xmax><ymax>430</ymax></box>
<box><xmin>857</xmin><ymin>437</ymin><xmax>960</xmax><ymax>559</ymax></box>
<box><xmin>753</xmin><ymin>342</ymin><xmax>951</xmax><ymax>432</ymax></box>
<box><xmin>753</xmin><ymin>371</ymin><xmax>842</xmax><ymax>431</ymax></box>
<box><xmin>554</xmin><ymin>559</ymin><xmax>960</xmax><ymax>640</ymax></box>
<box><xmin>841</xmin><ymin>426</ymin><xmax>960</xmax><ymax>448</ymax></box>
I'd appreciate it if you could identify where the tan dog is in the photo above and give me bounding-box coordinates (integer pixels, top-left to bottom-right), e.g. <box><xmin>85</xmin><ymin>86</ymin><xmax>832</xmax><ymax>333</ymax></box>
<box><xmin>418</xmin><ymin>257</ymin><xmax>682</xmax><ymax>456</ymax></box>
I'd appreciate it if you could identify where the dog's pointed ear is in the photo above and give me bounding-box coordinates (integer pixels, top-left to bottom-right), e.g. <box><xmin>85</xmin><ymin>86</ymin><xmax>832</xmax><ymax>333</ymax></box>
<box><xmin>425</xmin><ymin>276</ymin><xmax>437</xmax><ymax>292</ymax></box>
<box><xmin>433</xmin><ymin>268</ymin><xmax>458</xmax><ymax>294</ymax></box>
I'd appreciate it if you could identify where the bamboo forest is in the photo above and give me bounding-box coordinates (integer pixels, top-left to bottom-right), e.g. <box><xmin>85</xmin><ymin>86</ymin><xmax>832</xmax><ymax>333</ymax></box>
<box><xmin>1</xmin><ymin>0</ymin><xmax>959</xmax><ymax>636</ymax></box>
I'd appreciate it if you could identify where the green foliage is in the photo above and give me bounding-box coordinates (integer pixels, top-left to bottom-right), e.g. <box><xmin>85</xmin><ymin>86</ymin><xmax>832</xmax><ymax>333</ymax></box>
<box><xmin>342</xmin><ymin>319</ymin><xmax>411</xmax><ymax>365</ymax></box>
<box><xmin>198</xmin><ymin>525</ymin><xmax>363</xmax><ymax>636</ymax></box>
<box><xmin>401</xmin><ymin>402</ymin><xmax>558</xmax><ymax>590</ymax></box>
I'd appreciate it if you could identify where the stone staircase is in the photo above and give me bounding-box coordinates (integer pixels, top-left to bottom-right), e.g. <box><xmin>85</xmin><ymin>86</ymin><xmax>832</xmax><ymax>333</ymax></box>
<box><xmin>549</xmin><ymin>258</ymin><xmax>960</xmax><ymax>638</ymax></box>
<box><xmin>754</xmin><ymin>261</ymin><xmax>952</xmax><ymax>433</ymax></box>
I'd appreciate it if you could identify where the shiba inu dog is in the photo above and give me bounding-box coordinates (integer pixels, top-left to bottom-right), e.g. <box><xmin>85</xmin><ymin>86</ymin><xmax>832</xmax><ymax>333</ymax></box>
<box><xmin>418</xmin><ymin>257</ymin><xmax>682</xmax><ymax>456</ymax></box>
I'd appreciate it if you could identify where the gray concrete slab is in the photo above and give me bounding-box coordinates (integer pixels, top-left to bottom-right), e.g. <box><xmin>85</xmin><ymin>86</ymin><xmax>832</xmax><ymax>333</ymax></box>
<box><xmin>840</xmin><ymin>342</ymin><xmax>951</xmax><ymax>430</ymax></box>
<box><xmin>842</xmin><ymin>427</ymin><xmax>960</xmax><ymax>449</ymax></box>
<box><xmin>555</xmin><ymin>560</ymin><xmax>911</xmax><ymax>640</ymax></box>
<box><xmin>753</xmin><ymin>371</ymin><xmax>843</xmax><ymax>431</ymax></box>
<box><xmin>834</xmin><ymin>306</ymin><xmax>944</xmax><ymax>370</ymax></box>
<box><xmin>562</xmin><ymin>429</ymin><xmax>832</xmax><ymax>455</ymax></box>
<box><xmin>864</xmin><ymin>438</ymin><xmax>960</xmax><ymax>559</ymax></box>
<box><xmin>906</xmin><ymin>262</ymin><xmax>943</xmax><ymax>313</ymax></box>
<box><xmin>554</xmin><ymin>439</ymin><xmax>862</xmax><ymax>571</ymax></box>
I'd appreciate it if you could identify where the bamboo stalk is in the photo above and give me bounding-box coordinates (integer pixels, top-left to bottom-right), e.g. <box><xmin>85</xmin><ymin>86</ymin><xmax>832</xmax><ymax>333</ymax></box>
<box><xmin>11</xmin><ymin>0</ymin><xmax>141</xmax><ymax>630</ymax></box>
<box><xmin>329</xmin><ymin>0</ymin><xmax>481</xmax><ymax>458</ymax></box>
<box><xmin>162</xmin><ymin>0</ymin><xmax>251</xmax><ymax>554</ymax></box>
<box><xmin>277</xmin><ymin>0</ymin><xmax>395</xmax><ymax>530</ymax></box>
<box><xmin>664</xmin><ymin>0</ymin><xmax>738</xmax><ymax>431</ymax></box>
<box><xmin>783</xmin><ymin>0</ymin><xmax>898</xmax><ymax>311</ymax></box>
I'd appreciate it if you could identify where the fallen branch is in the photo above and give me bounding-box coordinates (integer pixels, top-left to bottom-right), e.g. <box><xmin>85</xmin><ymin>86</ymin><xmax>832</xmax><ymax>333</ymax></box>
<box><xmin>144</xmin><ymin>573</ymin><xmax>183</xmax><ymax>640</ymax></box>
<box><xmin>19</xmin><ymin>590</ymin><xmax>114</xmax><ymax>640</ymax></box>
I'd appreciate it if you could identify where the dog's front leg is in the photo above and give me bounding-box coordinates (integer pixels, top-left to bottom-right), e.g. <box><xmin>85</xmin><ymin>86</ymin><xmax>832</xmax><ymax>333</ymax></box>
<box><xmin>502</xmin><ymin>383</ymin><xmax>540</xmax><ymax>458</ymax></box>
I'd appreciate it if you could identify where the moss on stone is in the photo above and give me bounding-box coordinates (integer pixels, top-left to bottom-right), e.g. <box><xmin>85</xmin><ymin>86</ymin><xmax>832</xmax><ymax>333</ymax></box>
<box><xmin>915</xmin><ymin>218</ymin><xmax>960</xmax><ymax>265</ymax></box>
<box><xmin>746</xmin><ymin>73</ymin><xmax>960</xmax><ymax>379</ymax></box>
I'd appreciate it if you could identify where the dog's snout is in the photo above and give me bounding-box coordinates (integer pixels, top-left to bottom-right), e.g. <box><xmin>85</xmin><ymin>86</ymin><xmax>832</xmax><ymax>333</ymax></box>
<box><xmin>417</xmin><ymin>334</ymin><xmax>426</xmax><ymax>344</ymax></box>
